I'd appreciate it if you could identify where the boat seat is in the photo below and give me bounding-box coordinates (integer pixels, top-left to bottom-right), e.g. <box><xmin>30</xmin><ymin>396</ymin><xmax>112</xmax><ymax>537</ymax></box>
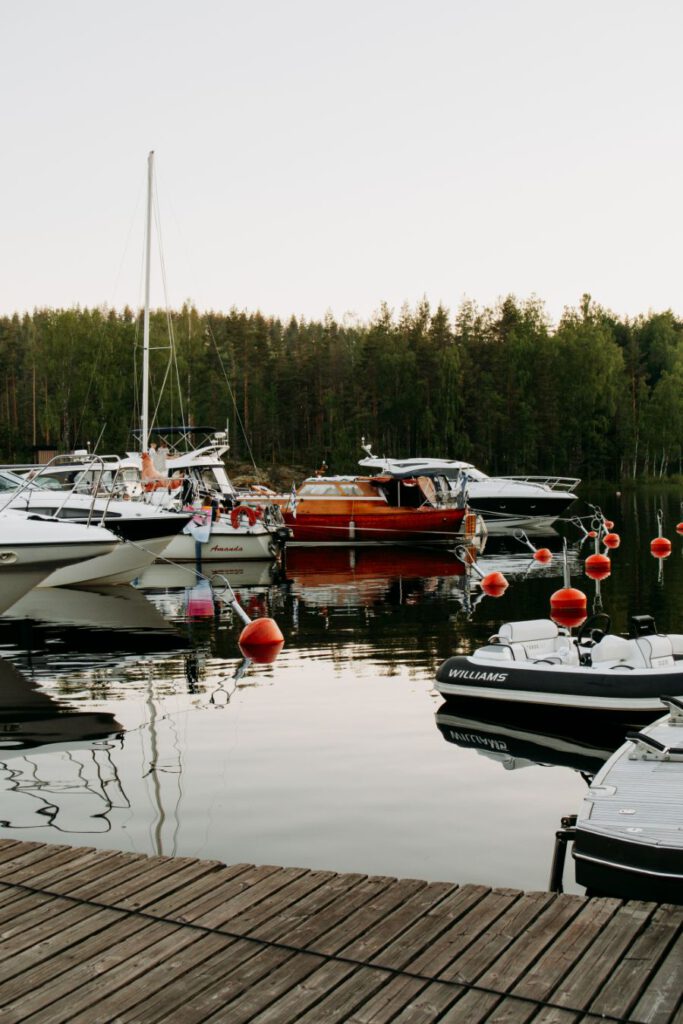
<box><xmin>634</xmin><ymin>634</ymin><xmax>674</xmax><ymax>668</ymax></box>
<box><xmin>590</xmin><ymin>635</ymin><xmax>646</xmax><ymax>670</ymax></box>
<box><xmin>496</xmin><ymin>619</ymin><xmax>577</xmax><ymax>663</ymax></box>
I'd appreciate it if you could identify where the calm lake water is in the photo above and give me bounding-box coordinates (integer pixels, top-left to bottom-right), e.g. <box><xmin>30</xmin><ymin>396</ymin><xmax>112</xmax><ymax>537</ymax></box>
<box><xmin>0</xmin><ymin>487</ymin><xmax>680</xmax><ymax>896</ymax></box>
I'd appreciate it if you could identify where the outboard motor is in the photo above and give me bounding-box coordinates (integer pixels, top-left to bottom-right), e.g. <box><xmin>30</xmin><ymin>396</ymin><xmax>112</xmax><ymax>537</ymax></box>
<box><xmin>630</xmin><ymin>614</ymin><xmax>657</xmax><ymax>638</ymax></box>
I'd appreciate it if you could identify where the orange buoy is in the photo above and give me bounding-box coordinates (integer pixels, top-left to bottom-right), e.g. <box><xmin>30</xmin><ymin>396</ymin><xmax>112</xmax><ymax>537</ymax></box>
<box><xmin>239</xmin><ymin>617</ymin><xmax>284</xmax><ymax>647</ymax></box>
<box><xmin>603</xmin><ymin>532</ymin><xmax>620</xmax><ymax>549</ymax></box>
<box><xmin>239</xmin><ymin>638</ymin><xmax>284</xmax><ymax>663</ymax></box>
<box><xmin>650</xmin><ymin>537</ymin><xmax>672</xmax><ymax>559</ymax></box>
<box><xmin>603</xmin><ymin>519</ymin><xmax>614</xmax><ymax>530</ymax></box>
<box><xmin>587</xmin><ymin>530</ymin><xmax>597</xmax><ymax>539</ymax></box>
<box><xmin>585</xmin><ymin>552</ymin><xmax>611</xmax><ymax>581</ymax></box>
<box><xmin>676</xmin><ymin>522</ymin><xmax>683</xmax><ymax>535</ymax></box>
<box><xmin>481</xmin><ymin>571</ymin><xmax>508</xmax><ymax>597</ymax></box>
<box><xmin>533</xmin><ymin>548</ymin><xmax>552</xmax><ymax>563</ymax></box>
<box><xmin>550</xmin><ymin>586</ymin><xmax>587</xmax><ymax>629</ymax></box>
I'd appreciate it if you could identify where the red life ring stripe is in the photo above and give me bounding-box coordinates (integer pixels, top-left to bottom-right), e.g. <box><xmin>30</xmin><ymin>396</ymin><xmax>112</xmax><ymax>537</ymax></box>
<box><xmin>230</xmin><ymin>505</ymin><xmax>258</xmax><ymax>529</ymax></box>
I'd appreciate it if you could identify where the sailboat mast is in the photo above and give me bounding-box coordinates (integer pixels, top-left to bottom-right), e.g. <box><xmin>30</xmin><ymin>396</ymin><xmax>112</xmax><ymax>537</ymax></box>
<box><xmin>141</xmin><ymin>150</ymin><xmax>154</xmax><ymax>453</ymax></box>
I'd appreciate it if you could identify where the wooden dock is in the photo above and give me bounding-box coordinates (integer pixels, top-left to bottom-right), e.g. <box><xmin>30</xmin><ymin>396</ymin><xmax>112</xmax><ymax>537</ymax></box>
<box><xmin>0</xmin><ymin>838</ymin><xmax>680</xmax><ymax>1023</ymax></box>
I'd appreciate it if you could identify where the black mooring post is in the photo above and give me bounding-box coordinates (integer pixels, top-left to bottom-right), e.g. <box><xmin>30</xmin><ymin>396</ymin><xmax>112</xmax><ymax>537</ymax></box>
<box><xmin>549</xmin><ymin>815</ymin><xmax>577</xmax><ymax>893</ymax></box>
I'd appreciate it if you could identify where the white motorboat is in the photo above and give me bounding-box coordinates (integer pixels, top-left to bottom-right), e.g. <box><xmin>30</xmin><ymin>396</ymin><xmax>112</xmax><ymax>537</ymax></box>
<box><xmin>573</xmin><ymin>697</ymin><xmax>683</xmax><ymax>903</ymax></box>
<box><xmin>435</xmin><ymin>613</ymin><xmax>683</xmax><ymax>711</ymax></box>
<box><xmin>0</xmin><ymin>511</ymin><xmax>117</xmax><ymax>612</ymax></box>
<box><xmin>0</xmin><ymin>468</ymin><xmax>190</xmax><ymax>586</ymax></box>
<box><xmin>358</xmin><ymin>444</ymin><xmax>579</xmax><ymax>531</ymax></box>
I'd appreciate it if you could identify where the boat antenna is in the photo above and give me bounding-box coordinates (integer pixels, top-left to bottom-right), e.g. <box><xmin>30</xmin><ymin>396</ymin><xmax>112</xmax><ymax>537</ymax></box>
<box><xmin>141</xmin><ymin>150</ymin><xmax>154</xmax><ymax>453</ymax></box>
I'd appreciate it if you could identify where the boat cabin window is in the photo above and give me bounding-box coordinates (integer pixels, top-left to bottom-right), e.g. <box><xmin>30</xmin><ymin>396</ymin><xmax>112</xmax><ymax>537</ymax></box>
<box><xmin>299</xmin><ymin>483</ymin><xmax>341</xmax><ymax>496</ymax></box>
<box><xmin>337</xmin><ymin>483</ymin><xmax>366</xmax><ymax>496</ymax></box>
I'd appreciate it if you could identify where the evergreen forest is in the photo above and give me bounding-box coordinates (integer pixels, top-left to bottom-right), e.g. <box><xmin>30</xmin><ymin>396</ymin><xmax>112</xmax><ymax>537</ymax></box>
<box><xmin>1</xmin><ymin>294</ymin><xmax>682</xmax><ymax>481</ymax></box>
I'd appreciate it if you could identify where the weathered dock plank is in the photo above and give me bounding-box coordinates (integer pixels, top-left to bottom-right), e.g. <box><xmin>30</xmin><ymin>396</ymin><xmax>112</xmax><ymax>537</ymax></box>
<box><xmin>0</xmin><ymin>838</ymin><xmax>679</xmax><ymax>1024</ymax></box>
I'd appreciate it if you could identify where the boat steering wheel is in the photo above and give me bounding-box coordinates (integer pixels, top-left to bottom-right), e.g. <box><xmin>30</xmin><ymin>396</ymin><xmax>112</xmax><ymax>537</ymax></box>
<box><xmin>577</xmin><ymin>612</ymin><xmax>612</xmax><ymax>647</ymax></box>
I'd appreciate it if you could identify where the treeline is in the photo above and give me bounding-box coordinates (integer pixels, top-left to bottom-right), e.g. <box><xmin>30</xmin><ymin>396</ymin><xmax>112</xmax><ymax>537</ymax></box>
<box><xmin>0</xmin><ymin>294</ymin><xmax>682</xmax><ymax>480</ymax></box>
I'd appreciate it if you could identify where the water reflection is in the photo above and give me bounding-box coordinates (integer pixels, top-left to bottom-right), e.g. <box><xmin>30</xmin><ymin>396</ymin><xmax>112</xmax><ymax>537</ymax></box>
<box><xmin>435</xmin><ymin>697</ymin><xmax>658</xmax><ymax>780</ymax></box>
<box><xmin>0</xmin><ymin>655</ymin><xmax>125</xmax><ymax>835</ymax></box>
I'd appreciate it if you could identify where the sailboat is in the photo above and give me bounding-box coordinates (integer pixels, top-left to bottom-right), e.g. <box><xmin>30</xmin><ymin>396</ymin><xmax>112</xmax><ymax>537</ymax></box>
<box><xmin>135</xmin><ymin>152</ymin><xmax>287</xmax><ymax>562</ymax></box>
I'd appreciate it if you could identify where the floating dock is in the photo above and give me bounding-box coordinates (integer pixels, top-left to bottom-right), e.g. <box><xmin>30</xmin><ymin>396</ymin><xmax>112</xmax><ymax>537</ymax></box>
<box><xmin>0</xmin><ymin>838</ymin><xmax>680</xmax><ymax>1023</ymax></box>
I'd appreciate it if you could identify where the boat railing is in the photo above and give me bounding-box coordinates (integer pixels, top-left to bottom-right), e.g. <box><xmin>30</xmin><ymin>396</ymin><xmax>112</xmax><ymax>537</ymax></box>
<box><xmin>494</xmin><ymin>475</ymin><xmax>580</xmax><ymax>492</ymax></box>
<box><xmin>0</xmin><ymin>453</ymin><xmax>122</xmax><ymax>527</ymax></box>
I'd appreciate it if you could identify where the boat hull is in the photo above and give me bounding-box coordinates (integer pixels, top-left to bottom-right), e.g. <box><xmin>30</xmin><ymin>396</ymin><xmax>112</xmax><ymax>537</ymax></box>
<box><xmin>162</xmin><ymin>524</ymin><xmax>276</xmax><ymax>562</ymax></box>
<box><xmin>573</xmin><ymin>710</ymin><xmax>683</xmax><ymax>903</ymax></box>
<box><xmin>40</xmin><ymin>535</ymin><xmax>173</xmax><ymax>588</ymax></box>
<box><xmin>435</xmin><ymin>655</ymin><xmax>683</xmax><ymax>711</ymax></box>
<box><xmin>468</xmin><ymin>494</ymin><xmax>576</xmax><ymax>530</ymax></box>
<box><xmin>283</xmin><ymin>508</ymin><xmax>466</xmax><ymax>546</ymax></box>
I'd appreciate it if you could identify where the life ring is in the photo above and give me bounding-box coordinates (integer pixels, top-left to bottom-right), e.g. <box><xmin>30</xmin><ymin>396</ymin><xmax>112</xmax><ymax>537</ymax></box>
<box><xmin>230</xmin><ymin>505</ymin><xmax>258</xmax><ymax>529</ymax></box>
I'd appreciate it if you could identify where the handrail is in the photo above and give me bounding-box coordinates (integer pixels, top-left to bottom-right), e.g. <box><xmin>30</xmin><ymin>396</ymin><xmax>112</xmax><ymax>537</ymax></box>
<box><xmin>0</xmin><ymin>453</ymin><xmax>113</xmax><ymax>525</ymax></box>
<box><xmin>493</xmin><ymin>475</ymin><xmax>580</xmax><ymax>492</ymax></box>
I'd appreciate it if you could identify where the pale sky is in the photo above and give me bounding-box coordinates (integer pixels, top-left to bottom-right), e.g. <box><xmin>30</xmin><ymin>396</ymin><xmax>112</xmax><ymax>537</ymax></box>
<box><xmin>2</xmin><ymin>0</ymin><xmax>682</xmax><ymax>325</ymax></box>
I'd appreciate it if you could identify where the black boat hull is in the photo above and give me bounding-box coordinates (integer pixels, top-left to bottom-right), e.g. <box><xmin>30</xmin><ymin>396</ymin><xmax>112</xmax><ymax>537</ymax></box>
<box><xmin>435</xmin><ymin>655</ymin><xmax>683</xmax><ymax>711</ymax></box>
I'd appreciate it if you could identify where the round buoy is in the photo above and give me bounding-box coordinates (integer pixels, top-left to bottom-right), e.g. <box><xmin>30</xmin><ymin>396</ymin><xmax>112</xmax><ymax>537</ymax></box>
<box><xmin>650</xmin><ymin>537</ymin><xmax>672</xmax><ymax>559</ymax></box>
<box><xmin>603</xmin><ymin>532</ymin><xmax>620</xmax><ymax>549</ymax></box>
<box><xmin>585</xmin><ymin>552</ymin><xmax>611</xmax><ymax>581</ymax></box>
<box><xmin>676</xmin><ymin>522</ymin><xmax>683</xmax><ymax>535</ymax></box>
<box><xmin>533</xmin><ymin>548</ymin><xmax>552</xmax><ymax>563</ymax></box>
<box><xmin>481</xmin><ymin>571</ymin><xmax>508</xmax><ymax>597</ymax></box>
<box><xmin>550</xmin><ymin>586</ymin><xmax>587</xmax><ymax>629</ymax></box>
<box><xmin>604</xmin><ymin>519</ymin><xmax>615</xmax><ymax>530</ymax></box>
<box><xmin>587</xmin><ymin>530</ymin><xmax>597</xmax><ymax>539</ymax></box>
<box><xmin>239</xmin><ymin>617</ymin><xmax>284</xmax><ymax>647</ymax></box>
<box><xmin>239</xmin><ymin>639</ymin><xmax>284</xmax><ymax>664</ymax></box>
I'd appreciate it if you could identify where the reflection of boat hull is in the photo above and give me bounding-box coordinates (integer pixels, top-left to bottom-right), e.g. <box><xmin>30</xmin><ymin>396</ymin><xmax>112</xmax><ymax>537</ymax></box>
<box><xmin>0</xmin><ymin>656</ymin><xmax>123</xmax><ymax>750</ymax></box>
<box><xmin>283</xmin><ymin>509</ymin><xmax>466</xmax><ymax>546</ymax></box>
<box><xmin>7</xmin><ymin>585</ymin><xmax>175</xmax><ymax>633</ymax></box>
<box><xmin>574</xmin><ymin>710</ymin><xmax>683</xmax><ymax>903</ymax></box>
<box><xmin>435</xmin><ymin>655</ymin><xmax>682</xmax><ymax>711</ymax></box>
<box><xmin>285</xmin><ymin>546</ymin><xmax>467</xmax><ymax>608</ymax></box>
<box><xmin>134</xmin><ymin>559</ymin><xmax>280</xmax><ymax>590</ymax></box>
<box><xmin>435</xmin><ymin>698</ymin><xmax>657</xmax><ymax>776</ymax></box>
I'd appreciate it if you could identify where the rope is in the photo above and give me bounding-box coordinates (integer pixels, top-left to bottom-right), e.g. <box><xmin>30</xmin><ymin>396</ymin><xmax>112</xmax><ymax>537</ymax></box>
<box><xmin>0</xmin><ymin>874</ymin><xmax>664</xmax><ymax>1024</ymax></box>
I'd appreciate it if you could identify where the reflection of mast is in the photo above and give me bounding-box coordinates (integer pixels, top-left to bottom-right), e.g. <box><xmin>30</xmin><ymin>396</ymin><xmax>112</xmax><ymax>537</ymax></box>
<box><xmin>145</xmin><ymin>675</ymin><xmax>165</xmax><ymax>857</ymax></box>
<box><xmin>0</xmin><ymin>741</ymin><xmax>127</xmax><ymax>834</ymax></box>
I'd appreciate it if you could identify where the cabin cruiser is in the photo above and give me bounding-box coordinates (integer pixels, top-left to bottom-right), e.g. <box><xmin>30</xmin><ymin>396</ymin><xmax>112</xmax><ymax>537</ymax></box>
<box><xmin>436</xmin><ymin>614</ymin><xmax>683</xmax><ymax>711</ymax></box>
<box><xmin>358</xmin><ymin>445</ymin><xmax>579</xmax><ymax>531</ymax></box>
<box><xmin>0</xmin><ymin>468</ymin><xmax>190</xmax><ymax>586</ymax></box>
<box><xmin>274</xmin><ymin>465</ymin><xmax>481</xmax><ymax>548</ymax></box>
<box><xmin>0</xmin><ymin>511</ymin><xmax>118</xmax><ymax>612</ymax></box>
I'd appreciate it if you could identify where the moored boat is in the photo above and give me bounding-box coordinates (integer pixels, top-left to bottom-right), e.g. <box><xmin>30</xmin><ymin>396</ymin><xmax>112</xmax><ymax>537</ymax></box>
<box><xmin>435</xmin><ymin>614</ymin><xmax>683</xmax><ymax>711</ymax></box>
<box><xmin>0</xmin><ymin>511</ymin><xmax>119</xmax><ymax>612</ymax></box>
<box><xmin>275</xmin><ymin>470</ymin><xmax>479</xmax><ymax>547</ymax></box>
<box><xmin>358</xmin><ymin>446</ymin><xmax>579</xmax><ymax>531</ymax></box>
<box><xmin>573</xmin><ymin>697</ymin><xmax>683</xmax><ymax>902</ymax></box>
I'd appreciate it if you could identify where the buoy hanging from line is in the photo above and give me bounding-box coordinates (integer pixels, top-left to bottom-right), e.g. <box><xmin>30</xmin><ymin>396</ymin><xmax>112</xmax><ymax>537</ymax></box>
<box><xmin>513</xmin><ymin>529</ymin><xmax>552</xmax><ymax>563</ymax></box>
<box><xmin>551</xmin><ymin>538</ymin><xmax>587</xmax><ymax>628</ymax></box>
<box><xmin>650</xmin><ymin>509</ymin><xmax>672</xmax><ymax>559</ymax></box>
<box><xmin>454</xmin><ymin>545</ymin><xmax>509</xmax><ymax>597</ymax></box>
